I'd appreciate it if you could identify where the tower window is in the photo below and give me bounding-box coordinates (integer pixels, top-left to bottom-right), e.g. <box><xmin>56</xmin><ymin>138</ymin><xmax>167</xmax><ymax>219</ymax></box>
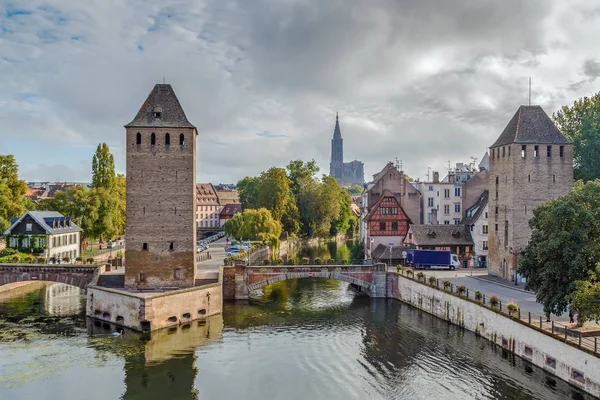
<box><xmin>560</xmin><ymin>146</ymin><xmax>564</xmax><ymax>157</ymax></box>
<box><xmin>169</xmin><ymin>242</ymin><xmax>174</xmax><ymax>251</ymax></box>
<box><xmin>154</xmin><ymin>111</ymin><xmax>162</xmax><ymax>118</ymax></box>
<box><xmin>553</xmin><ymin>174</ymin><xmax>556</xmax><ymax>183</ymax></box>
<box><xmin>534</xmin><ymin>145</ymin><xmax>539</xmax><ymax>157</ymax></box>
<box><xmin>492</xmin><ymin>148</ymin><xmax>495</xmax><ymax>160</ymax></box>
<box><xmin>139</xmin><ymin>272</ymin><xmax>146</xmax><ymax>282</ymax></box>
<box><xmin>151</xmin><ymin>132</ymin><xmax>156</xmax><ymax>145</ymax></box>
<box><xmin>136</xmin><ymin>132</ymin><xmax>141</xmax><ymax>145</ymax></box>
<box><xmin>547</xmin><ymin>145</ymin><xmax>552</xmax><ymax>157</ymax></box>
<box><xmin>508</xmin><ymin>146</ymin><xmax>511</xmax><ymax>156</ymax></box>
<box><xmin>495</xmin><ymin>206</ymin><xmax>498</xmax><ymax>215</ymax></box>
<box><xmin>528</xmin><ymin>175</ymin><xmax>531</xmax><ymax>183</ymax></box>
<box><xmin>502</xmin><ymin>147</ymin><xmax>505</xmax><ymax>157</ymax></box>
<box><xmin>495</xmin><ymin>176</ymin><xmax>499</xmax><ymax>185</ymax></box>
<box><xmin>165</xmin><ymin>133</ymin><xmax>170</xmax><ymax>146</ymax></box>
<box><xmin>522</xmin><ymin>145</ymin><xmax>526</xmax><ymax>158</ymax></box>
<box><xmin>174</xmin><ymin>268</ymin><xmax>182</xmax><ymax>280</ymax></box>
<box><xmin>179</xmin><ymin>133</ymin><xmax>185</xmax><ymax>146</ymax></box>
<box><xmin>142</xmin><ymin>243</ymin><xmax>148</xmax><ymax>251</ymax></box>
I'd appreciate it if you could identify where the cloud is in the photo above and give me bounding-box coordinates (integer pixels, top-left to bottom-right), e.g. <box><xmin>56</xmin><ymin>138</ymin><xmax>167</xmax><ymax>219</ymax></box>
<box><xmin>1</xmin><ymin>0</ymin><xmax>600</xmax><ymax>185</ymax></box>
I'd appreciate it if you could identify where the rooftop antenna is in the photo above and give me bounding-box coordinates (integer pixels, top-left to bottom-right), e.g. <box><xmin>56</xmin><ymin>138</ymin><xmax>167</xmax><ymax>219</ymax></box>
<box><xmin>447</xmin><ymin>160</ymin><xmax>451</xmax><ymax>171</ymax></box>
<box><xmin>528</xmin><ymin>77</ymin><xmax>531</xmax><ymax>106</ymax></box>
<box><xmin>394</xmin><ymin>157</ymin><xmax>399</xmax><ymax>169</ymax></box>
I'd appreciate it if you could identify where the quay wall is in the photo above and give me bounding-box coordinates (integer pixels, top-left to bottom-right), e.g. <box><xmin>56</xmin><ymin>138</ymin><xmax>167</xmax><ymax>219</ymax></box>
<box><xmin>387</xmin><ymin>273</ymin><xmax>600</xmax><ymax>398</ymax></box>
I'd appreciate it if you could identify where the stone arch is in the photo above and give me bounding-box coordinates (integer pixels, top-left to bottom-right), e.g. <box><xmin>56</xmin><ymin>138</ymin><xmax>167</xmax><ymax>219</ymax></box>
<box><xmin>247</xmin><ymin>272</ymin><xmax>373</xmax><ymax>293</ymax></box>
<box><xmin>0</xmin><ymin>266</ymin><xmax>96</xmax><ymax>290</ymax></box>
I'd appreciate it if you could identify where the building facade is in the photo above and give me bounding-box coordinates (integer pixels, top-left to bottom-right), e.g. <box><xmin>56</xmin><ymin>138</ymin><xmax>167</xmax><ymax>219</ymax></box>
<box><xmin>196</xmin><ymin>183</ymin><xmax>221</xmax><ymax>229</ymax></box>
<box><xmin>404</xmin><ymin>224</ymin><xmax>474</xmax><ymax>268</ymax></box>
<box><xmin>329</xmin><ymin>114</ymin><xmax>364</xmax><ymax>186</ymax></box>
<box><xmin>124</xmin><ymin>84</ymin><xmax>198</xmax><ymax>289</ymax></box>
<box><xmin>4</xmin><ymin>211</ymin><xmax>82</xmax><ymax>262</ymax></box>
<box><xmin>462</xmin><ymin>190</ymin><xmax>489</xmax><ymax>268</ymax></box>
<box><xmin>488</xmin><ymin>105</ymin><xmax>573</xmax><ymax>281</ymax></box>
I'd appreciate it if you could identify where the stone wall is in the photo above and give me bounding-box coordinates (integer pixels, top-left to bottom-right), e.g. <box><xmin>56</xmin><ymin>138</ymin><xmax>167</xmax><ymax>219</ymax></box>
<box><xmin>391</xmin><ymin>273</ymin><xmax>600</xmax><ymax>397</ymax></box>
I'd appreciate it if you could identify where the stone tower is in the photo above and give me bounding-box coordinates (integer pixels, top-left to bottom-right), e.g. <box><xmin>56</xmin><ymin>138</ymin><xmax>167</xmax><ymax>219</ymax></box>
<box><xmin>330</xmin><ymin>113</ymin><xmax>344</xmax><ymax>181</ymax></box>
<box><xmin>124</xmin><ymin>84</ymin><xmax>197</xmax><ymax>289</ymax></box>
<box><xmin>488</xmin><ymin>105</ymin><xmax>573</xmax><ymax>280</ymax></box>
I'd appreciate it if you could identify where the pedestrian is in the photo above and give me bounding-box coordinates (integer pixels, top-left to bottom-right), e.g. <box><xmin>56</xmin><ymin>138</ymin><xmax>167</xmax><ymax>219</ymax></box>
<box><xmin>569</xmin><ymin>309</ymin><xmax>574</xmax><ymax>324</ymax></box>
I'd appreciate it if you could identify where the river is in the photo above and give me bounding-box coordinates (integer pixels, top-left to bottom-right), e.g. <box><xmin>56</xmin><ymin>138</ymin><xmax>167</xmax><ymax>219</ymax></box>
<box><xmin>0</xmin><ymin>280</ymin><xmax>592</xmax><ymax>400</ymax></box>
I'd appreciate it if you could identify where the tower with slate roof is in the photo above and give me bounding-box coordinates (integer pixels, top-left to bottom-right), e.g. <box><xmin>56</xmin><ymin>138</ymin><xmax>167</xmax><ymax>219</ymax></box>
<box><xmin>488</xmin><ymin>105</ymin><xmax>573</xmax><ymax>280</ymax></box>
<box><xmin>124</xmin><ymin>84</ymin><xmax>197</xmax><ymax>289</ymax></box>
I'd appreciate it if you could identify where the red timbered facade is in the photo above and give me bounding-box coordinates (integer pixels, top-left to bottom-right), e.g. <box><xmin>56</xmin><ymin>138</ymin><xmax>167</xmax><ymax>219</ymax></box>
<box><xmin>366</xmin><ymin>190</ymin><xmax>412</xmax><ymax>239</ymax></box>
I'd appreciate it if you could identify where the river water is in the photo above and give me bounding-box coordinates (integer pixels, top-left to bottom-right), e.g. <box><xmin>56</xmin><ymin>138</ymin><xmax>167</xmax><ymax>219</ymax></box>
<box><xmin>0</xmin><ymin>280</ymin><xmax>592</xmax><ymax>400</ymax></box>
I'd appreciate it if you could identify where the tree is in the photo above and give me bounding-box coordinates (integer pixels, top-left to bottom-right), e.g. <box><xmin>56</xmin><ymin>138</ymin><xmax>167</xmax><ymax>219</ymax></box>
<box><xmin>254</xmin><ymin>167</ymin><xmax>300</xmax><ymax>235</ymax></box>
<box><xmin>91</xmin><ymin>143</ymin><xmax>116</xmax><ymax>190</ymax></box>
<box><xmin>552</xmin><ymin>92</ymin><xmax>600</xmax><ymax>181</ymax></box>
<box><xmin>567</xmin><ymin>265</ymin><xmax>600</xmax><ymax>326</ymax></box>
<box><xmin>237</xmin><ymin>176</ymin><xmax>259</xmax><ymax>210</ymax></box>
<box><xmin>346</xmin><ymin>184</ymin><xmax>364</xmax><ymax>194</ymax></box>
<box><xmin>113</xmin><ymin>174</ymin><xmax>126</xmax><ymax>236</ymax></box>
<box><xmin>224</xmin><ymin>213</ymin><xmax>244</xmax><ymax>239</ymax></box>
<box><xmin>286</xmin><ymin>159</ymin><xmax>319</xmax><ymax>197</ymax></box>
<box><xmin>518</xmin><ymin>180</ymin><xmax>600</xmax><ymax>317</ymax></box>
<box><xmin>239</xmin><ymin>208</ymin><xmax>282</xmax><ymax>243</ymax></box>
<box><xmin>331</xmin><ymin>188</ymin><xmax>354</xmax><ymax>236</ymax></box>
<box><xmin>0</xmin><ymin>155</ymin><xmax>27</xmax><ymax>232</ymax></box>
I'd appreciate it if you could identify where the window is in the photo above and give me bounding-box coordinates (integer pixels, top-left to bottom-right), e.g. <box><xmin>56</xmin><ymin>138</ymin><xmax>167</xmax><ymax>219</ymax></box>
<box><xmin>454</xmin><ymin>204</ymin><xmax>461</xmax><ymax>213</ymax></box>
<box><xmin>484</xmin><ymin>212</ymin><xmax>488</xmax><ymax>219</ymax></box>
<box><xmin>444</xmin><ymin>189</ymin><xmax>450</xmax><ymax>198</ymax></box>
<box><xmin>495</xmin><ymin>176</ymin><xmax>499</xmax><ymax>185</ymax></box>
<box><xmin>553</xmin><ymin>174</ymin><xmax>556</xmax><ymax>183</ymax></box>
<box><xmin>151</xmin><ymin>132</ymin><xmax>156</xmax><ymax>145</ymax></box>
<box><xmin>560</xmin><ymin>145</ymin><xmax>564</xmax><ymax>157</ymax></box>
<box><xmin>454</xmin><ymin>187</ymin><xmax>461</xmax><ymax>197</ymax></box>
<box><xmin>165</xmin><ymin>133</ymin><xmax>170</xmax><ymax>146</ymax></box>
<box><xmin>428</xmin><ymin>198</ymin><xmax>434</xmax><ymax>207</ymax></box>
<box><xmin>454</xmin><ymin>219</ymin><xmax>461</xmax><ymax>225</ymax></box>
<box><xmin>138</xmin><ymin>272</ymin><xmax>146</xmax><ymax>282</ymax></box>
<box><xmin>495</xmin><ymin>223</ymin><xmax>498</xmax><ymax>232</ymax></box>
<box><xmin>522</xmin><ymin>145</ymin><xmax>526</xmax><ymax>158</ymax></box>
<box><xmin>136</xmin><ymin>132</ymin><xmax>141</xmax><ymax>145</ymax></box>
<box><xmin>392</xmin><ymin>222</ymin><xmax>398</xmax><ymax>231</ymax></box>
<box><xmin>444</xmin><ymin>205</ymin><xmax>450</xmax><ymax>215</ymax></box>
<box><xmin>428</xmin><ymin>185</ymin><xmax>434</xmax><ymax>191</ymax></box>
<box><xmin>534</xmin><ymin>145</ymin><xmax>539</xmax><ymax>157</ymax></box>
<box><xmin>391</xmin><ymin>207</ymin><xmax>398</xmax><ymax>215</ymax></box>
<box><xmin>502</xmin><ymin>147</ymin><xmax>505</xmax><ymax>157</ymax></box>
<box><xmin>444</xmin><ymin>220</ymin><xmax>450</xmax><ymax>225</ymax></box>
<box><xmin>508</xmin><ymin>146</ymin><xmax>511</xmax><ymax>156</ymax></box>
<box><xmin>547</xmin><ymin>145</ymin><xmax>552</xmax><ymax>157</ymax></box>
<box><xmin>504</xmin><ymin>220</ymin><xmax>509</xmax><ymax>247</ymax></box>
<box><xmin>26</xmin><ymin>223</ymin><xmax>32</xmax><ymax>232</ymax></box>
<box><xmin>528</xmin><ymin>174</ymin><xmax>531</xmax><ymax>183</ymax></box>
<box><xmin>495</xmin><ymin>206</ymin><xmax>498</xmax><ymax>215</ymax></box>
<box><xmin>179</xmin><ymin>133</ymin><xmax>185</xmax><ymax>146</ymax></box>
<box><xmin>380</xmin><ymin>207</ymin><xmax>388</xmax><ymax>215</ymax></box>
<box><xmin>154</xmin><ymin>111</ymin><xmax>162</xmax><ymax>119</ymax></box>
<box><xmin>142</xmin><ymin>242</ymin><xmax>148</xmax><ymax>251</ymax></box>
<box><xmin>545</xmin><ymin>356</ymin><xmax>556</xmax><ymax>369</ymax></box>
<box><xmin>483</xmin><ymin>241</ymin><xmax>489</xmax><ymax>250</ymax></box>
<box><xmin>174</xmin><ymin>268</ymin><xmax>182</xmax><ymax>280</ymax></box>
<box><xmin>482</xmin><ymin>225</ymin><xmax>488</xmax><ymax>234</ymax></box>
<box><xmin>379</xmin><ymin>222</ymin><xmax>386</xmax><ymax>231</ymax></box>
<box><xmin>169</xmin><ymin>242</ymin><xmax>174</xmax><ymax>251</ymax></box>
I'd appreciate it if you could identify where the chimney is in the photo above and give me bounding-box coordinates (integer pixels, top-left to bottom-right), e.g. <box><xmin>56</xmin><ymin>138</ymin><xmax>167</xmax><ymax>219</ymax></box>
<box><xmin>433</xmin><ymin>171</ymin><xmax>439</xmax><ymax>183</ymax></box>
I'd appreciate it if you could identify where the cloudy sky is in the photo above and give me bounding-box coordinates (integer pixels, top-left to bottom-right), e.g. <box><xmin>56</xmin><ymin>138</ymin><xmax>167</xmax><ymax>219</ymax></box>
<box><xmin>2</xmin><ymin>0</ymin><xmax>600</xmax><ymax>184</ymax></box>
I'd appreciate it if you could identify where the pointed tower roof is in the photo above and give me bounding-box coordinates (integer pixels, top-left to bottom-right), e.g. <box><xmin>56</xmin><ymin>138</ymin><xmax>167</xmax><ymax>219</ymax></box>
<box><xmin>491</xmin><ymin>105</ymin><xmax>570</xmax><ymax>147</ymax></box>
<box><xmin>333</xmin><ymin>112</ymin><xmax>342</xmax><ymax>138</ymax></box>
<box><xmin>125</xmin><ymin>84</ymin><xmax>195</xmax><ymax>129</ymax></box>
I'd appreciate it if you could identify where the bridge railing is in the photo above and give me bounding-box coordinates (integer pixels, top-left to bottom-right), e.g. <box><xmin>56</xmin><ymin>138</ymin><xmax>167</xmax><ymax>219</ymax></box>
<box><xmin>249</xmin><ymin>258</ymin><xmax>372</xmax><ymax>266</ymax></box>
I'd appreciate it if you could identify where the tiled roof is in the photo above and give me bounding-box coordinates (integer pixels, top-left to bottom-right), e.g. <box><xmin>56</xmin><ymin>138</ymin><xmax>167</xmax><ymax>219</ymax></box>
<box><xmin>408</xmin><ymin>225</ymin><xmax>473</xmax><ymax>246</ymax></box>
<box><xmin>196</xmin><ymin>183</ymin><xmax>220</xmax><ymax>205</ymax></box>
<box><xmin>216</xmin><ymin>190</ymin><xmax>240</xmax><ymax>205</ymax></box>
<box><xmin>219</xmin><ymin>204</ymin><xmax>241</xmax><ymax>217</ymax></box>
<box><xmin>125</xmin><ymin>84</ymin><xmax>195</xmax><ymax>129</ymax></box>
<box><xmin>462</xmin><ymin>190</ymin><xmax>488</xmax><ymax>226</ymax></box>
<box><xmin>491</xmin><ymin>105</ymin><xmax>570</xmax><ymax>147</ymax></box>
<box><xmin>4</xmin><ymin>211</ymin><xmax>82</xmax><ymax>235</ymax></box>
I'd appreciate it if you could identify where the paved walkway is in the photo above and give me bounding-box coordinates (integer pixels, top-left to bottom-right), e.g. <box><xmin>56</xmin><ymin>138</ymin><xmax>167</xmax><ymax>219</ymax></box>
<box><xmin>197</xmin><ymin>237</ymin><xmax>228</xmax><ymax>271</ymax></box>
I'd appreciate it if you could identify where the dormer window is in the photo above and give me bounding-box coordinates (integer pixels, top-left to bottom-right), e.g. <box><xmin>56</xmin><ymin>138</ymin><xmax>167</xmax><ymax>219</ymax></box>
<box><xmin>154</xmin><ymin>112</ymin><xmax>162</xmax><ymax>118</ymax></box>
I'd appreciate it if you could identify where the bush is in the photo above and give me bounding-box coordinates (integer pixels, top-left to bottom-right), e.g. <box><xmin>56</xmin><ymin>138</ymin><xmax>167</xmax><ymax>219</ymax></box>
<box><xmin>63</xmin><ymin>256</ymin><xmax>70</xmax><ymax>263</ymax></box>
<box><xmin>302</xmin><ymin>257</ymin><xmax>309</xmax><ymax>265</ymax></box>
<box><xmin>507</xmin><ymin>302</ymin><xmax>519</xmax><ymax>315</ymax></box>
<box><xmin>443</xmin><ymin>280</ymin><xmax>451</xmax><ymax>290</ymax></box>
<box><xmin>489</xmin><ymin>296</ymin><xmax>499</xmax><ymax>308</ymax></box>
<box><xmin>12</xmin><ymin>254</ymin><xmax>20</xmax><ymax>263</ymax></box>
<box><xmin>37</xmin><ymin>257</ymin><xmax>45</xmax><ymax>264</ymax></box>
<box><xmin>1</xmin><ymin>247</ymin><xmax>17</xmax><ymax>256</ymax></box>
<box><xmin>428</xmin><ymin>275</ymin><xmax>437</xmax><ymax>286</ymax></box>
<box><xmin>326</xmin><ymin>258</ymin><xmax>335</xmax><ymax>265</ymax></box>
<box><xmin>475</xmin><ymin>291</ymin><xmax>483</xmax><ymax>301</ymax></box>
<box><xmin>76</xmin><ymin>257</ymin><xmax>83</xmax><ymax>263</ymax></box>
<box><xmin>276</xmin><ymin>258</ymin><xmax>284</xmax><ymax>265</ymax></box>
<box><xmin>396</xmin><ymin>265</ymin><xmax>403</xmax><ymax>274</ymax></box>
<box><xmin>314</xmin><ymin>258</ymin><xmax>322</xmax><ymax>264</ymax></box>
<box><xmin>286</xmin><ymin>258</ymin><xmax>295</xmax><ymax>265</ymax></box>
<box><xmin>263</xmin><ymin>258</ymin><xmax>271</xmax><ymax>265</ymax></box>
<box><xmin>87</xmin><ymin>258</ymin><xmax>95</xmax><ymax>264</ymax></box>
<box><xmin>340</xmin><ymin>259</ymin><xmax>348</xmax><ymax>265</ymax></box>
<box><xmin>405</xmin><ymin>269</ymin><xmax>413</xmax><ymax>277</ymax></box>
<box><xmin>24</xmin><ymin>254</ymin><xmax>34</xmax><ymax>263</ymax></box>
<box><xmin>456</xmin><ymin>285</ymin><xmax>466</xmax><ymax>295</ymax></box>
<box><xmin>416</xmin><ymin>272</ymin><xmax>425</xmax><ymax>281</ymax></box>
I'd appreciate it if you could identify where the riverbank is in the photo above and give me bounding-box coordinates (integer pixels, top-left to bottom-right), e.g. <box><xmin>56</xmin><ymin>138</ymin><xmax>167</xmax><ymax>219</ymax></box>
<box><xmin>388</xmin><ymin>272</ymin><xmax>600</xmax><ymax>398</ymax></box>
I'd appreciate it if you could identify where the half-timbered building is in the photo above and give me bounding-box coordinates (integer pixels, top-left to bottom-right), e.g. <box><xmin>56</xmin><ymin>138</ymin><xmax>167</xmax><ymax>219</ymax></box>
<box><xmin>365</xmin><ymin>189</ymin><xmax>412</xmax><ymax>247</ymax></box>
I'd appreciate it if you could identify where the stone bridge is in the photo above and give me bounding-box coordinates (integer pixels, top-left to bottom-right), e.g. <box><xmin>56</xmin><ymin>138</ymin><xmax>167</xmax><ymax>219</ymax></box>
<box><xmin>223</xmin><ymin>264</ymin><xmax>387</xmax><ymax>300</ymax></box>
<box><xmin>0</xmin><ymin>264</ymin><xmax>100</xmax><ymax>289</ymax></box>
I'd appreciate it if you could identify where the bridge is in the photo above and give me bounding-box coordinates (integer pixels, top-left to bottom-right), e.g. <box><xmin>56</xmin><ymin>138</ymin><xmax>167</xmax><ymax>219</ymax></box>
<box><xmin>223</xmin><ymin>263</ymin><xmax>388</xmax><ymax>300</ymax></box>
<box><xmin>0</xmin><ymin>264</ymin><xmax>100</xmax><ymax>289</ymax></box>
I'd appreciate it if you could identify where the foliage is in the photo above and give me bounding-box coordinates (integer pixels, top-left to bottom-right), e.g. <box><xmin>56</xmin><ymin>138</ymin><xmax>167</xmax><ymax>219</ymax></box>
<box><xmin>489</xmin><ymin>296</ymin><xmax>499</xmax><ymax>308</ymax></box>
<box><xmin>92</xmin><ymin>143</ymin><xmax>116</xmax><ymax>190</ymax></box>
<box><xmin>416</xmin><ymin>271</ymin><xmax>425</xmax><ymax>281</ymax></box>
<box><xmin>349</xmin><ymin>240</ymin><xmax>365</xmax><ymax>261</ymax></box>
<box><xmin>567</xmin><ymin>265</ymin><xmax>600</xmax><ymax>327</ymax></box>
<box><xmin>0</xmin><ymin>154</ymin><xmax>27</xmax><ymax>232</ymax></box>
<box><xmin>237</xmin><ymin>176</ymin><xmax>260</xmax><ymax>211</ymax></box>
<box><xmin>553</xmin><ymin>92</ymin><xmax>600</xmax><ymax>181</ymax></box>
<box><xmin>405</xmin><ymin>269</ymin><xmax>413</xmax><ymax>277</ymax></box>
<box><xmin>443</xmin><ymin>280</ymin><xmax>451</xmax><ymax>289</ymax></box>
<box><xmin>475</xmin><ymin>291</ymin><xmax>483</xmax><ymax>301</ymax></box>
<box><xmin>224</xmin><ymin>208</ymin><xmax>282</xmax><ymax>244</ymax></box>
<box><xmin>396</xmin><ymin>264</ymin><xmax>403</xmax><ymax>274</ymax></box>
<box><xmin>224</xmin><ymin>213</ymin><xmax>245</xmax><ymax>238</ymax></box>
<box><xmin>519</xmin><ymin>181</ymin><xmax>600</xmax><ymax>317</ymax></box>
<box><xmin>286</xmin><ymin>159</ymin><xmax>319</xmax><ymax>198</ymax></box>
<box><xmin>456</xmin><ymin>285</ymin><xmax>466</xmax><ymax>295</ymax></box>
<box><xmin>346</xmin><ymin>184</ymin><xmax>364</xmax><ymax>194</ymax></box>
<box><xmin>428</xmin><ymin>275</ymin><xmax>437</xmax><ymax>286</ymax></box>
<box><xmin>507</xmin><ymin>302</ymin><xmax>519</xmax><ymax>315</ymax></box>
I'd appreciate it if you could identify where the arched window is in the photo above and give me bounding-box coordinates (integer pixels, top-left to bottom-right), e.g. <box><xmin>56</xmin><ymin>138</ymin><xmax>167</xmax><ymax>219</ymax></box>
<box><xmin>136</xmin><ymin>132</ymin><xmax>141</xmax><ymax>145</ymax></box>
<box><xmin>151</xmin><ymin>132</ymin><xmax>156</xmax><ymax>145</ymax></box>
<box><xmin>165</xmin><ymin>133</ymin><xmax>170</xmax><ymax>146</ymax></box>
<box><xmin>179</xmin><ymin>133</ymin><xmax>184</xmax><ymax>146</ymax></box>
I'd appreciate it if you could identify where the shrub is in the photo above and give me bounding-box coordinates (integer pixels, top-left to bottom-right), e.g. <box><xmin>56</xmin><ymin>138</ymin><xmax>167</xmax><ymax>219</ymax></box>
<box><xmin>489</xmin><ymin>296</ymin><xmax>499</xmax><ymax>308</ymax></box>
<box><xmin>263</xmin><ymin>258</ymin><xmax>271</xmax><ymax>265</ymax></box>
<box><xmin>63</xmin><ymin>256</ymin><xmax>70</xmax><ymax>263</ymax></box>
<box><xmin>302</xmin><ymin>257</ymin><xmax>309</xmax><ymax>265</ymax></box>
<box><xmin>286</xmin><ymin>258</ymin><xmax>295</xmax><ymax>265</ymax></box>
<box><xmin>24</xmin><ymin>254</ymin><xmax>34</xmax><ymax>263</ymax></box>
<box><xmin>37</xmin><ymin>257</ymin><xmax>45</xmax><ymax>264</ymax></box>
<box><xmin>12</xmin><ymin>254</ymin><xmax>20</xmax><ymax>263</ymax></box>
<box><xmin>276</xmin><ymin>258</ymin><xmax>284</xmax><ymax>265</ymax></box>
<box><xmin>396</xmin><ymin>265</ymin><xmax>403</xmax><ymax>274</ymax></box>
<box><xmin>475</xmin><ymin>290</ymin><xmax>483</xmax><ymax>301</ymax></box>
<box><xmin>456</xmin><ymin>285</ymin><xmax>466</xmax><ymax>295</ymax></box>
<box><xmin>76</xmin><ymin>257</ymin><xmax>83</xmax><ymax>263</ymax></box>
<box><xmin>428</xmin><ymin>275</ymin><xmax>437</xmax><ymax>286</ymax></box>
<box><xmin>1</xmin><ymin>247</ymin><xmax>18</xmax><ymax>256</ymax></box>
<box><xmin>416</xmin><ymin>272</ymin><xmax>425</xmax><ymax>281</ymax></box>
<box><xmin>87</xmin><ymin>258</ymin><xmax>95</xmax><ymax>264</ymax></box>
<box><xmin>405</xmin><ymin>268</ymin><xmax>414</xmax><ymax>277</ymax></box>
<box><xmin>443</xmin><ymin>280</ymin><xmax>451</xmax><ymax>290</ymax></box>
<box><xmin>326</xmin><ymin>258</ymin><xmax>335</xmax><ymax>265</ymax></box>
<box><xmin>507</xmin><ymin>302</ymin><xmax>519</xmax><ymax>316</ymax></box>
<box><xmin>340</xmin><ymin>259</ymin><xmax>348</xmax><ymax>265</ymax></box>
<box><xmin>314</xmin><ymin>257</ymin><xmax>322</xmax><ymax>264</ymax></box>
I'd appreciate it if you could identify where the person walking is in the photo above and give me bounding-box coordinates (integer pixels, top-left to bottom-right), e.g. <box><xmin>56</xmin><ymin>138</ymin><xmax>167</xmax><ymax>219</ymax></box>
<box><xmin>569</xmin><ymin>309</ymin><xmax>575</xmax><ymax>324</ymax></box>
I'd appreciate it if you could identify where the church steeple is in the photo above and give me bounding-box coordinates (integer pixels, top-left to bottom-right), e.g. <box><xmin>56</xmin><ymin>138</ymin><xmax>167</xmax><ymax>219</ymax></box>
<box><xmin>330</xmin><ymin>113</ymin><xmax>344</xmax><ymax>182</ymax></box>
<box><xmin>333</xmin><ymin>112</ymin><xmax>341</xmax><ymax>138</ymax></box>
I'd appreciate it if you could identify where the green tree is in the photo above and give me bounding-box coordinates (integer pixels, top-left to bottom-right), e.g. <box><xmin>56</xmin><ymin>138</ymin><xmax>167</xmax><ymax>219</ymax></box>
<box><xmin>91</xmin><ymin>143</ymin><xmax>116</xmax><ymax>190</ymax></box>
<box><xmin>0</xmin><ymin>155</ymin><xmax>27</xmax><ymax>231</ymax></box>
<box><xmin>552</xmin><ymin>92</ymin><xmax>600</xmax><ymax>181</ymax></box>
<box><xmin>331</xmin><ymin>187</ymin><xmax>354</xmax><ymax>235</ymax></box>
<box><xmin>224</xmin><ymin>213</ymin><xmax>245</xmax><ymax>239</ymax></box>
<box><xmin>113</xmin><ymin>174</ymin><xmax>126</xmax><ymax>235</ymax></box>
<box><xmin>519</xmin><ymin>180</ymin><xmax>600</xmax><ymax>317</ymax></box>
<box><xmin>286</xmin><ymin>159</ymin><xmax>319</xmax><ymax>197</ymax></box>
<box><xmin>346</xmin><ymin>184</ymin><xmax>364</xmax><ymax>194</ymax></box>
<box><xmin>255</xmin><ymin>167</ymin><xmax>300</xmax><ymax>235</ymax></box>
<box><xmin>237</xmin><ymin>176</ymin><xmax>259</xmax><ymax>210</ymax></box>
<box><xmin>567</xmin><ymin>265</ymin><xmax>600</xmax><ymax>326</ymax></box>
<box><xmin>239</xmin><ymin>208</ymin><xmax>282</xmax><ymax>243</ymax></box>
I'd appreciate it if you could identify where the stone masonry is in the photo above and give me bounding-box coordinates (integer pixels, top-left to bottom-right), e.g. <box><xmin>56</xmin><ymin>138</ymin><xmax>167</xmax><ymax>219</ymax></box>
<box><xmin>124</xmin><ymin>84</ymin><xmax>198</xmax><ymax>288</ymax></box>
<box><xmin>488</xmin><ymin>105</ymin><xmax>573</xmax><ymax>280</ymax></box>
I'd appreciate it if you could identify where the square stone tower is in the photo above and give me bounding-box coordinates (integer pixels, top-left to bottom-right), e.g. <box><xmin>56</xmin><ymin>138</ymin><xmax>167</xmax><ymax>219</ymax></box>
<box><xmin>488</xmin><ymin>105</ymin><xmax>573</xmax><ymax>280</ymax></box>
<box><xmin>124</xmin><ymin>84</ymin><xmax>197</xmax><ymax>289</ymax></box>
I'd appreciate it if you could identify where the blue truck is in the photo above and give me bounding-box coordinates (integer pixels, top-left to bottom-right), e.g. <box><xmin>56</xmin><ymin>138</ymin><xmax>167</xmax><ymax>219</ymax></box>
<box><xmin>406</xmin><ymin>249</ymin><xmax>460</xmax><ymax>270</ymax></box>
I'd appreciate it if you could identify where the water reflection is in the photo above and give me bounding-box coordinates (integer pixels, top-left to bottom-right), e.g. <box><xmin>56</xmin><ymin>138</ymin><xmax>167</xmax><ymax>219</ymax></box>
<box><xmin>294</xmin><ymin>239</ymin><xmax>351</xmax><ymax>261</ymax></box>
<box><xmin>45</xmin><ymin>283</ymin><xmax>84</xmax><ymax>316</ymax></box>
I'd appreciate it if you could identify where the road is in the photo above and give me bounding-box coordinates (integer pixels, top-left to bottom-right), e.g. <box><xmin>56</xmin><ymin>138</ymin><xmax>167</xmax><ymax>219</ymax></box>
<box><xmin>197</xmin><ymin>237</ymin><xmax>228</xmax><ymax>271</ymax></box>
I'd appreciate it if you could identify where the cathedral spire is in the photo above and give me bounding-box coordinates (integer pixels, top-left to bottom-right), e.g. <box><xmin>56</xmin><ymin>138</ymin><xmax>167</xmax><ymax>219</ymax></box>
<box><xmin>333</xmin><ymin>112</ymin><xmax>342</xmax><ymax>138</ymax></box>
